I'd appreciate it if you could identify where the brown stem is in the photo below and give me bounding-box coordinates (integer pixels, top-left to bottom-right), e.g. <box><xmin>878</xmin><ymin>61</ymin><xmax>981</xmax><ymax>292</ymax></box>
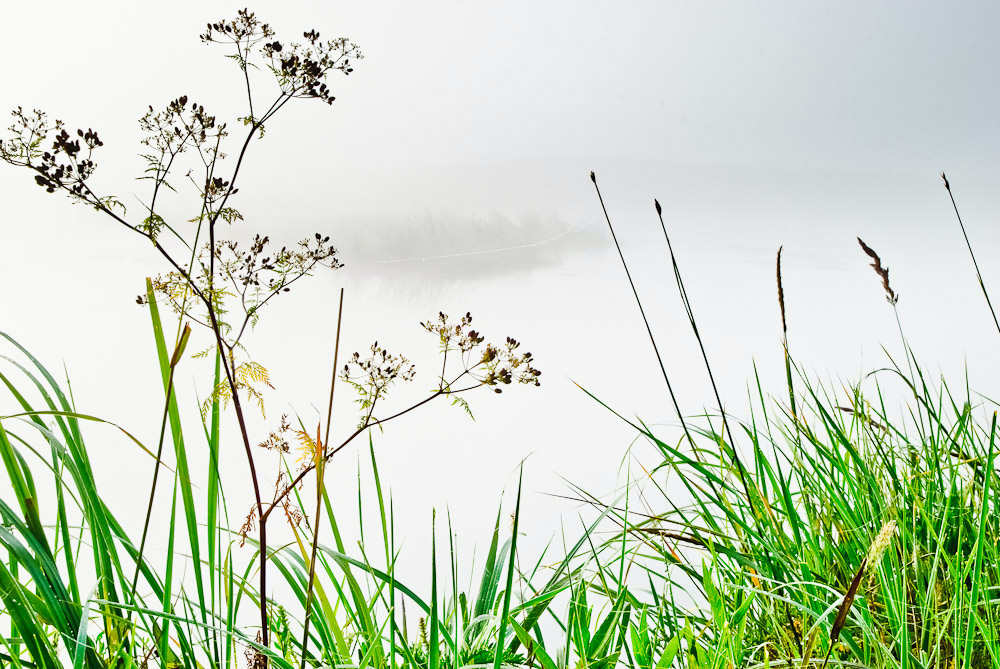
<box><xmin>300</xmin><ymin>289</ymin><xmax>344</xmax><ymax>669</ymax></box>
<box><xmin>207</xmin><ymin>216</ymin><xmax>270</xmax><ymax>651</ymax></box>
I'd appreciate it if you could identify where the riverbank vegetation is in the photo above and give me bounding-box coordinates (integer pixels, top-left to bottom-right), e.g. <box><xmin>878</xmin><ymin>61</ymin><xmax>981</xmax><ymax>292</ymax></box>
<box><xmin>1</xmin><ymin>9</ymin><xmax>997</xmax><ymax>669</ymax></box>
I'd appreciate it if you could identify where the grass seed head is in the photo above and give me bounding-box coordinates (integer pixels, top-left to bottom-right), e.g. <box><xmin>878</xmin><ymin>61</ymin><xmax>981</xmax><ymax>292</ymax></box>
<box><xmin>865</xmin><ymin>520</ymin><xmax>898</xmax><ymax>585</ymax></box>
<box><xmin>857</xmin><ymin>237</ymin><xmax>899</xmax><ymax>305</ymax></box>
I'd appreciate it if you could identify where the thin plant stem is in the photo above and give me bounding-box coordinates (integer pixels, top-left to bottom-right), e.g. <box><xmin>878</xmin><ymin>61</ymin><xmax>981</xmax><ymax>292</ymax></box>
<box><xmin>265</xmin><ymin>385</ymin><xmax>452</xmax><ymax>521</ymax></box>
<box><xmin>653</xmin><ymin>199</ymin><xmax>758</xmax><ymax>519</ymax></box>
<box><xmin>588</xmin><ymin>173</ymin><xmax>733</xmax><ymax>517</ymax></box>
<box><xmin>300</xmin><ymin>288</ymin><xmax>344</xmax><ymax>669</ymax></box>
<box><xmin>128</xmin><ymin>324</ymin><xmax>191</xmax><ymax>605</ymax></box>
<box><xmin>776</xmin><ymin>247</ymin><xmax>801</xmax><ymax>446</ymax></box>
<box><xmin>588</xmin><ymin>173</ymin><xmax>698</xmax><ymax>454</ymax></box>
<box><xmin>128</xmin><ymin>366</ymin><xmax>175</xmax><ymax>604</ymax></box>
<box><xmin>941</xmin><ymin>172</ymin><xmax>1000</xmax><ymax>336</ymax></box>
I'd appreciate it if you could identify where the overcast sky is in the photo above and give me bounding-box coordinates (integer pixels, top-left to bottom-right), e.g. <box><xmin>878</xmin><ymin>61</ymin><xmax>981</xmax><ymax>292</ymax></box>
<box><xmin>3</xmin><ymin>0</ymin><xmax>1000</xmax><ymax>594</ymax></box>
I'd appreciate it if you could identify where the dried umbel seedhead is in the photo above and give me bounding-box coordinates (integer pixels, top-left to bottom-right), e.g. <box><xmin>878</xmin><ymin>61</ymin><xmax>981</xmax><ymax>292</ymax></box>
<box><xmin>202</xmin><ymin>9</ymin><xmax>362</xmax><ymax>106</ymax></box>
<box><xmin>341</xmin><ymin>342</ymin><xmax>417</xmax><ymax>426</ymax></box>
<box><xmin>478</xmin><ymin>336</ymin><xmax>541</xmax><ymax>392</ymax></box>
<box><xmin>214</xmin><ymin>233</ymin><xmax>342</xmax><ymax>292</ymax></box>
<box><xmin>263</xmin><ymin>32</ymin><xmax>361</xmax><ymax>104</ymax></box>
<box><xmin>148</xmin><ymin>232</ymin><xmax>341</xmax><ymax>348</ymax></box>
<box><xmin>421</xmin><ymin>311</ymin><xmax>484</xmax><ymax>353</ymax></box>
<box><xmin>201</xmin><ymin>8</ymin><xmax>275</xmax><ymax>45</ymax></box>
<box><xmin>0</xmin><ymin>108</ymin><xmax>107</xmax><ymax>201</ymax></box>
<box><xmin>420</xmin><ymin>311</ymin><xmax>542</xmax><ymax>392</ymax></box>
<box><xmin>140</xmin><ymin>95</ymin><xmax>223</xmax><ymax>157</ymax></box>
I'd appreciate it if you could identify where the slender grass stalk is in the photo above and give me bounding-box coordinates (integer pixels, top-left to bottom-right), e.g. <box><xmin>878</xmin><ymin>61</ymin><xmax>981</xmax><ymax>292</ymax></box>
<box><xmin>129</xmin><ymin>323</ymin><xmax>191</xmax><ymax>605</ymax></box>
<box><xmin>941</xmin><ymin>172</ymin><xmax>1000</xmax><ymax>336</ymax></box>
<box><xmin>588</xmin><ymin>173</ymin><xmax>699</xmax><ymax>453</ymax></box>
<box><xmin>430</xmin><ymin>510</ymin><xmax>440</xmax><ymax>669</ymax></box>
<box><xmin>300</xmin><ymin>288</ymin><xmax>345</xmax><ymax>669</ymax></box>
<box><xmin>652</xmin><ymin>198</ymin><xmax>757</xmax><ymax>519</ymax></box>
<box><xmin>776</xmin><ymin>247</ymin><xmax>799</xmax><ymax>428</ymax></box>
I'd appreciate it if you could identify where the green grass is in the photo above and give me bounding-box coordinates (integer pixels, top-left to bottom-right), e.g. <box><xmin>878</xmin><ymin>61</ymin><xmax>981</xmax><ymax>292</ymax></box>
<box><xmin>575</xmin><ymin>173</ymin><xmax>1000</xmax><ymax>669</ymax></box>
<box><xmin>580</xmin><ymin>351</ymin><xmax>1000</xmax><ymax>669</ymax></box>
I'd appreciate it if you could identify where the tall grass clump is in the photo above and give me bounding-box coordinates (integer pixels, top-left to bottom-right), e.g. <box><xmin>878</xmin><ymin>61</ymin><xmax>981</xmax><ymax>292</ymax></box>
<box><xmin>584</xmin><ymin>174</ymin><xmax>1000</xmax><ymax>669</ymax></box>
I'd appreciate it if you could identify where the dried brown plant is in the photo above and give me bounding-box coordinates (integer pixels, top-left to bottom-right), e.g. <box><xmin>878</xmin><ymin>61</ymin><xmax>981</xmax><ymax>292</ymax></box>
<box><xmin>857</xmin><ymin>238</ymin><xmax>899</xmax><ymax>305</ymax></box>
<box><xmin>777</xmin><ymin>246</ymin><xmax>788</xmax><ymax>339</ymax></box>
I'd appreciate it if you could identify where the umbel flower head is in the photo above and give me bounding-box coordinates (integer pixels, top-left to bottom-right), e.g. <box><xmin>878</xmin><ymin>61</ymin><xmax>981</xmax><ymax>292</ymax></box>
<box><xmin>420</xmin><ymin>311</ymin><xmax>542</xmax><ymax>392</ymax></box>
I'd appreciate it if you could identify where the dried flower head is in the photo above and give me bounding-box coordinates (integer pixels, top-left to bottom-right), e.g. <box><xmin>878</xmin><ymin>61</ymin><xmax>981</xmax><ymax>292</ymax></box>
<box><xmin>420</xmin><ymin>311</ymin><xmax>541</xmax><ymax>393</ymax></box>
<box><xmin>776</xmin><ymin>246</ymin><xmax>787</xmax><ymax>338</ymax></box>
<box><xmin>476</xmin><ymin>336</ymin><xmax>541</xmax><ymax>392</ymax></box>
<box><xmin>139</xmin><ymin>96</ymin><xmax>222</xmax><ymax>157</ymax></box>
<box><xmin>238</xmin><ymin>505</ymin><xmax>257</xmax><ymax>548</ymax></box>
<box><xmin>201</xmin><ymin>9</ymin><xmax>275</xmax><ymax>46</ymax></box>
<box><xmin>857</xmin><ymin>237</ymin><xmax>899</xmax><ymax>305</ymax></box>
<box><xmin>0</xmin><ymin>107</ymin><xmax>111</xmax><ymax>204</ymax></box>
<box><xmin>202</xmin><ymin>8</ymin><xmax>361</xmax><ymax>107</ymax></box>
<box><xmin>258</xmin><ymin>413</ymin><xmax>292</xmax><ymax>453</ymax></box>
<box><xmin>421</xmin><ymin>311</ymin><xmax>485</xmax><ymax>354</ymax></box>
<box><xmin>341</xmin><ymin>343</ymin><xmax>416</xmax><ymax>426</ymax></box>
